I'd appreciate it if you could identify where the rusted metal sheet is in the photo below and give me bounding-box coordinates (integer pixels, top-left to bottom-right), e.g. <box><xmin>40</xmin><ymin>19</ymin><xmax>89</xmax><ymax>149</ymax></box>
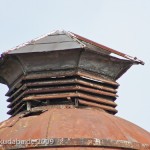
<box><xmin>0</xmin><ymin>138</ymin><xmax>150</xmax><ymax>150</ymax></box>
<box><xmin>7</xmin><ymin>85</ymin><xmax>27</xmax><ymax>101</ymax></box>
<box><xmin>7</xmin><ymin>77</ymin><xmax>117</xmax><ymax>102</ymax></box>
<box><xmin>0</xmin><ymin>107</ymin><xmax>150</xmax><ymax>150</ymax></box>
<box><xmin>0</xmin><ymin>30</ymin><xmax>149</xmax><ymax>150</ymax></box>
<box><xmin>7</xmin><ymin>92</ymin><xmax>24</xmax><ymax>105</ymax></box>
<box><xmin>9</xmin><ymin>85</ymin><xmax>117</xmax><ymax>102</ymax></box>
<box><xmin>78</xmin><ymin>51</ymin><xmax>133</xmax><ymax>80</ymax></box>
<box><xmin>0</xmin><ymin>56</ymin><xmax>23</xmax><ymax>86</ymax></box>
<box><xmin>79</xmin><ymin>99</ymin><xmax>117</xmax><ymax>113</ymax></box>
<box><xmin>70</xmin><ymin>32</ymin><xmax>144</xmax><ymax>65</ymax></box>
<box><xmin>6</xmin><ymin>72</ymin><xmax>118</xmax><ymax>116</ymax></box>
<box><xmin>11</xmin><ymin>104</ymin><xmax>26</xmax><ymax>117</ymax></box>
<box><xmin>0</xmin><ymin>115</ymin><xmax>20</xmax><ymax>129</ymax></box>
<box><xmin>3</xmin><ymin>30</ymin><xmax>144</xmax><ymax>65</ymax></box>
<box><xmin>0</xmin><ymin>30</ymin><xmax>142</xmax><ymax>88</ymax></box>
<box><xmin>77</xmin><ymin>92</ymin><xmax>116</xmax><ymax>106</ymax></box>
<box><xmin>8</xmin><ymin>85</ymin><xmax>117</xmax><ymax>105</ymax></box>
<box><xmin>22</xmin><ymin>91</ymin><xmax>117</xmax><ymax>106</ymax></box>
<box><xmin>21</xmin><ymin>91</ymin><xmax>117</xmax><ymax>114</ymax></box>
<box><xmin>25</xmin><ymin>78</ymin><xmax>117</xmax><ymax>93</ymax></box>
<box><xmin>76</xmin><ymin>78</ymin><xmax>117</xmax><ymax>93</ymax></box>
<box><xmin>6</xmin><ymin>69</ymin><xmax>77</xmax><ymax>96</ymax></box>
<box><xmin>22</xmin><ymin>69</ymin><xmax>119</xmax><ymax>87</ymax></box>
<box><xmin>77</xmin><ymin>71</ymin><xmax>119</xmax><ymax>86</ymax></box>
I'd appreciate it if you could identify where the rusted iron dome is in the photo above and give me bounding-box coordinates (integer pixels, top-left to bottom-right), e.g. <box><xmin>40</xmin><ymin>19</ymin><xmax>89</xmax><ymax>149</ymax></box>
<box><xmin>0</xmin><ymin>30</ymin><xmax>150</xmax><ymax>150</ymax></box>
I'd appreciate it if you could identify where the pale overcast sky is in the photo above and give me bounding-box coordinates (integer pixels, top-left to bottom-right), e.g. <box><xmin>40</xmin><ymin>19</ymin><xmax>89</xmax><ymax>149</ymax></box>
<box><xmin>0</xmin><ymin>0</ymin><xmax>150</xmax><ymax>131</ymax></box>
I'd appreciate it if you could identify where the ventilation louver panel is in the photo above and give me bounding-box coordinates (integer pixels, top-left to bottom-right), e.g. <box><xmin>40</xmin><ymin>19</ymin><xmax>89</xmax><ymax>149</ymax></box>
<box><xmin>6</xmin><ymin>72</ymin><xmax>118</xmax><ymax>116</ymax></box>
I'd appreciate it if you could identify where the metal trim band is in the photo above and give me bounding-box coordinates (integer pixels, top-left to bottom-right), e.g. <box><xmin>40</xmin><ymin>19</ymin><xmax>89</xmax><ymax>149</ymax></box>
<box><xmin>0</xmin><ymin>138</ymin><xmax>150</xmax><ymax>150</ymax></box>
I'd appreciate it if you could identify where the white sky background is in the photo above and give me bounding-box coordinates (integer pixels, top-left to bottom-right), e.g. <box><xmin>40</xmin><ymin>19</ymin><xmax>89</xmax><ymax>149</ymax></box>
<box><xmin>0</xmin><ymin>0</ymin><xmax>150</xmax><ymax>131</ymax></box>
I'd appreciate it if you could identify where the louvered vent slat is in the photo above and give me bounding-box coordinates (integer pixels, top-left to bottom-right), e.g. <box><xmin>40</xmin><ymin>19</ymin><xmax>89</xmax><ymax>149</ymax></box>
<box><xmin>7</xmin><ymin>74</ymin><xmax>118</xmax><ymax>116</ymax></box>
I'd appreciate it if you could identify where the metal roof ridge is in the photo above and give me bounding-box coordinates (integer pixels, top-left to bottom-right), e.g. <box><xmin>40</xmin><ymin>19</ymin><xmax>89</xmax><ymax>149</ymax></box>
<box><xmin>1</xmin><ymin>30</ymin><xmax>145</xmax><ymax>65</ymax></box>
<box><xmin>65</xmin><ymin>31</ymin><xmax>86</xmax><ymax>48</ymax></box>
<box><xmin>70</xmin><ymin>32</ymin><xmax>145</xmax><ymax>65</ymax></box>
<box><xmin>2</xmin><ymin>30</ymin><xmax>64</xmax><ymax>56</ymax></box>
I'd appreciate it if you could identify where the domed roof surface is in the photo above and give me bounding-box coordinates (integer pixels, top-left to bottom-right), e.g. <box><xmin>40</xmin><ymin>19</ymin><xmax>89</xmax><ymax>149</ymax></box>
<box><xmin>0</xmin><ymin>106</ymin><xmax>150</xmax><ymax>150</ymax></box>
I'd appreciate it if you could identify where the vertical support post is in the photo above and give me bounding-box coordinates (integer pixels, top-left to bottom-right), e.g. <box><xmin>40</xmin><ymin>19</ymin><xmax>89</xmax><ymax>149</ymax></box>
<box><xmin>27</xmin><ymin>101</ymin><xmax>31</xmax><ymax>111</ymax></box>
<box><xmin>75</xmin><ymin>98</ymin><xmax>79</xmax><ymax>107</ymax></box>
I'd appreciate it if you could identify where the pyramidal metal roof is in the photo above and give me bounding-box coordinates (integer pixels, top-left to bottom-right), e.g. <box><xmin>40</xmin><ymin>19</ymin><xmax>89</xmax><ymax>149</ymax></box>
<box><xmin>3</xmin><ymin>30</ymin><xmax>144</xmax><ymax>65</ymax></box>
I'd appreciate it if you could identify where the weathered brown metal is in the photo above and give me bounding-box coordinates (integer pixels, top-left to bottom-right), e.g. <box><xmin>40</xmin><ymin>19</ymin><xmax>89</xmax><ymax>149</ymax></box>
<box><xmin>77</xmin><ymin>71</ymin><xmax>119</xmax><ymax>86</ymax></box>
<box><xmin>6</xmin><ymin>73</ymin><xmax>118</xmax><ymax>116</ymax></box>
<box><xmin>22</xmin><ymin>92</ymin><xmax>115</xmax><ymax>104</ymax></box>
<box><xmin>0</xmin><ymin>30</ymin><xmax>135</xmax><ymax>88</ymax></box>
<box><xmin>11</xmin><ymin>104</ymin><xmax>26</xmax><ymax>117</ymax></box>
<box><xmin>8</xmin><ymin>86</ymin><xmax>117</xmax><ymax>105</ymax></box>
<box><xmin>0</xmin><ymin>138</ymin><xmax>150</xmax><ymax>150</ymax></box>
<box><xmin>6</xmin><ymin>69</ymin><xmax>118</xmax><ymax>97</ymax></box>
<box><xmin>70</xmin><ymin>32</ymin><xmax>145</xmax><ymax>65</ymax></box>
<box><xmin>0</xmin><ymin>30</ymin><xmax>149</xmax><ymax>150</ymax></box>
<box><xmin>0</xmin><ymin>106</ymin><xmax>150</xmax><ymax>150</ymax></box>
<box><xmin>78</xmin><ymin>99</ymin><xmax>117</xmax><ymax>113</ymax></box>
<box><xmin>8</xmin><ymin>85</ymin><xmax>117</xmax><ymax>102</ymax></box>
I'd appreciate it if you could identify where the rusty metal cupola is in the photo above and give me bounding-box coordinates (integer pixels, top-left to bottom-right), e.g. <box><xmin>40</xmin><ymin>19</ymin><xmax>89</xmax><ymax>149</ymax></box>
<box><xmin>0</xmin><ymin>30</ymin><xmax>144</xmax><ymax>116</ymax></box>
<box><xmin>0</xmin><ymin>30</ymin><xmax>150</xmax><ymax>150</ymax></box>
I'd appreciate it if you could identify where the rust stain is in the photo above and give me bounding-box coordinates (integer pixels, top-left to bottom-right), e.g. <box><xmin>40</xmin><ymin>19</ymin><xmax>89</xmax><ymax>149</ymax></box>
<box><xmin>0</xmin><ymin>138</ymin><xmax>150</xmax><ymax>150</ymax></box>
